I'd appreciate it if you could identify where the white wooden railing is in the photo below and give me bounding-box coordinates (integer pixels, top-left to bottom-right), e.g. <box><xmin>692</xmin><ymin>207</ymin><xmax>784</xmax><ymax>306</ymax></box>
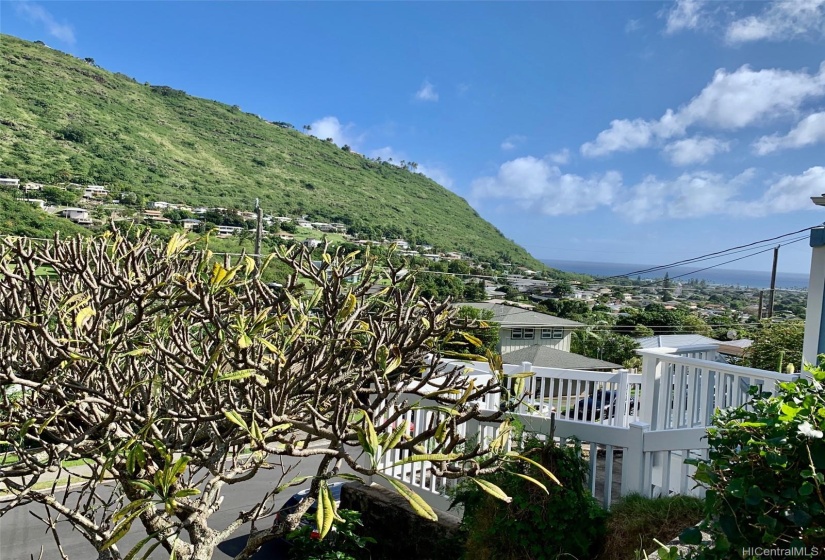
<box><xmin>364</xmin><ymin>345</ymin><xmax>799</xmax><ymax>512</ymax></box>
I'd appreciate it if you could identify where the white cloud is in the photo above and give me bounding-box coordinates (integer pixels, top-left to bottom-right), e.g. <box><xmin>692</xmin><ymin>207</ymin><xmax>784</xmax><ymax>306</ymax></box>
<box><xmin>15</xmin><ymin>1</ymin><xmax>75</xmax><ymax>44</ymax></box>
<box><xmin>581</xmin><ymin>118</ymin><xmax>656</xmax><ymax>157</ymax></box>
<box><xmin>616</xmin><ymin>169</ymin><xmax>754</xmax><ymax>222</ymax></box>
<box><xmin>472</xmin><ymin>157</ymin><xmax>825</xmax><ymax>222</ymax></box>
<box><xmin>500</xmin><ymin>135</ymin><xmax>526</xmax><ymax>151</ymax></box>
<box><xmin>581</xmin><ymin>62</ymin><xmax>825</xmax><ymax>158</ymax></box>
<box><xmin>726</xmin><ymin>0</ymin><xmax>825</xmax><ymax>44</ymax></box>
<box><xmin>305</xmin><ymin>116</ymin><xmax>360</xmax><ymax>148</ymax></box>
<box><xmin>662</xmin><ymin>136</ymin><xmax>731</xmax><ymax>166</ymax></box>
<box><xmin>625</xmin><ymin>19</ymin><xmax>643</xmax><ymax>33</ymax></box>
<box><xmin>663</xmin><ymin>0</ymin><xmax>709</xmax><ymax>34</ymax></box>
<box><xmin>547</xmin><ymin>148</ymin><xmax>571</xmax><ymax>165</ymax></box>
<box><xmin>414</xmin><ymin>80</ymin><xmax>439</xmax><ymax>102</ymax></box>
<box><xmin>470</xmin><ymin>156</ymin><xmax>621</xmax><ymax>216</ymax></box>
<box><xmin>753</xmin><ymin>111</ymin><xmax>825</xmax><ymax>154</ymax></box>
<box><xmin>740</xmin><ymin>167</ymin><xmax>825</xmax><ymax>216</ymax></box>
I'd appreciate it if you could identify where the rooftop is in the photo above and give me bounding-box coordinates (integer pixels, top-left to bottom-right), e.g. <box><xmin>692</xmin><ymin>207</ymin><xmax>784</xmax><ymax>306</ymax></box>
<box><xmin>501</xmin><ymin>345</ymin><xmax>621</xmax><ymax>370</ymax></box>
<box><xmin>456</xmin><ymin>302</ymin><xmax>584</xmax><ymax>328</ymax></box>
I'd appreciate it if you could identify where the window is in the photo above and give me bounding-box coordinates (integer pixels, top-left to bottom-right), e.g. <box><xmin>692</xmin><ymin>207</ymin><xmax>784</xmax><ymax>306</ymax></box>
<box><xmin>511</xmin><ymin>328</ymin><xmax>522</xmax><ymax>340</ymax></box>
<box><xmin>553</xmin><ymin>328</ymin><xmax>564</xmax><ymax>339</ymax></box>
<box><xmin>541</xmin><ymin>328</ymin><xmax>553</xmax><ymax>339</ymax></box>
<box><xmin>523</xmin><ymin>328</ymin><xmax>535</xmax><ymax>340</ymax></box>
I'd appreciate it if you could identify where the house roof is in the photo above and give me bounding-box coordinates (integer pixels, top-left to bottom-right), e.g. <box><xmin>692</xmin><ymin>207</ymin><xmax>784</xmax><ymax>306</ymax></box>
<box><xmin>456</xmin><ymin>302</ymin><xmax>584</xmax><ymax>328</ymax></box>
<box><xmin>501</xmin><ymin>345</ymin><xmax>621</xmax><ymax>370</ymax></box>
<box><xmin>636</xmin><ymin>334</ymin><xmax>720</xmax><ymax>349</ymax></box>
<box><xmin>716</xmin><ymin>339</ymin><xmax>753</xmax><ymax>357</ymax></box>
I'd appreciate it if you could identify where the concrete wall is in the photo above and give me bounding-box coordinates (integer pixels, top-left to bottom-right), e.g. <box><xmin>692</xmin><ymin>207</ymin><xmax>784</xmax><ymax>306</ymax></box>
<box><xmin>340</xmin><ymin>482</ymin><xmax>465</xmax><ymax>560</ymax></box>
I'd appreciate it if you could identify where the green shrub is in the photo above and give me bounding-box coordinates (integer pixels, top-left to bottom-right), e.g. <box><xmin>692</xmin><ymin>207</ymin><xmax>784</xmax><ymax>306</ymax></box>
<box><xmin>452</xmin><ymin>437</ymin><xmax>608</xmax><ymax>560</ymax></box>
<box><xmin>684</xmin><ymin>364</ymin><xmax>825</xmax><ymax>556</ymax></box>
<box><xmin>286</xmin><ymin>509</ymin><xmax>375</xmax><ymax>560</ymax></box>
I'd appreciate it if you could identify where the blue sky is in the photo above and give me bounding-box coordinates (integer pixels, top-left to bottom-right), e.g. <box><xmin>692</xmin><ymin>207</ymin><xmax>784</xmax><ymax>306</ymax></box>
<box><xmin>3</xmin><ymin>0</ymin><xmax>825</xmax><ymax>274</ymax></box>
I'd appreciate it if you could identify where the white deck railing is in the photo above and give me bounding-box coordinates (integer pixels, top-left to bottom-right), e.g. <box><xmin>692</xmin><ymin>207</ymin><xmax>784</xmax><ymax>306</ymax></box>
<box><xmin>365</xmin><ymin>345</ymin><xmax>799</xmax><ymax>512</ymax></box>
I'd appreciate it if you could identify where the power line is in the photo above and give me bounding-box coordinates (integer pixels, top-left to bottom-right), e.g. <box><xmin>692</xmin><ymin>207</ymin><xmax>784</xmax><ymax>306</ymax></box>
<box><xmin>595</xmin><ymin>225</ymin><xmax>819</xmax><ymax>281</ymax></box>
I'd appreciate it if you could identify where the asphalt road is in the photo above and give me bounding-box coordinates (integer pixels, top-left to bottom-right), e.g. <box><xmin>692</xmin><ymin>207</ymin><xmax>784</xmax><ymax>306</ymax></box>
<box><xmin>0</xmin><ymin>456</ymin><xmax>324</xmax><ymax>560</ymax></box>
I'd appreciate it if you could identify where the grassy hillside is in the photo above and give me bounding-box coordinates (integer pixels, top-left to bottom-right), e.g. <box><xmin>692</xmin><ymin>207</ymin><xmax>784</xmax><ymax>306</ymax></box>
<box><xmin>0</xmin><ymin>192</ymin><xmax>88</xmax><ymax>238</ymax></box>
<box><xmin>0</xmin><ymin>34</ymin><xmax>540</xmax><ymax>267</ymax></box>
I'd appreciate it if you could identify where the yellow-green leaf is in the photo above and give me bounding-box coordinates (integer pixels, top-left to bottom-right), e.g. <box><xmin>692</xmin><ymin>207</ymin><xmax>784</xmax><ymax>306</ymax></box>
<box><xmin>505</xmin><ymin>371</ymin><xmax>535</xmax><ymax>379</ymax></box>
<box><xmin>75</xmin><ymin>306</ymin><xmax>95</xmax><ymax>329</ymax></box>
<box><xmin>490</xmin><ymin>419</ymin><xmax>512</xmax><ymax>454</ymax></box>
<box><xmin>507</xmin><ymin>453</ymin><xmax>562</xmax><ymax>486</ymax></box>
<box><xmin>384</xmin><ymin>420</ymin><xmax>408</xmax><ymax>451</ymax></box>
<box><xmin>460</xmin><ymin>332</ymin><xmax>484</xmax><ymax>348</ymax></box>
<box><xmin>379</xmin><ymin>474</ymin><xmax>438</xmax><ymax>521</ymax></box>
<box><xmin>223</xmin><ymin>410</ymin><xmax>248</xmax><ymax>430</ymax></box>
<box><xmin>217</xmin><ymin>369</ymin><xmax>256</xmax><ymax>382</ymax></box>
<box><xmin>363</xmin><ymin>412</ymin><xmax>379</xmax><ymax>456</ymax></box>
<box><xmin>470</xmin><ymin>478</ymin><xmax>512</xmax><ymax>503</ymax></box>
<box><xmin>389</xmin><ymin>453</ymin><xmax>461</xmax><ymax>468</ymax></box>
<box><xmin>318</xmin><ymin>482</ymin><xmax>335</xmax><ymax>539</ymax></box>
<box><xmin>512</xmin><ymin>472</ymin><xmax>549</xmax><ymax>494</ymax></box>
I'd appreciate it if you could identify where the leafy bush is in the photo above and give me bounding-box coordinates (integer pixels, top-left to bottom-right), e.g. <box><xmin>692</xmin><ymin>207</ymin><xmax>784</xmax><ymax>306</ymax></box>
<box><xmin>453</xmin><ymin>437</ymin><xmax>608</xmax><ymax>560</ymax></box>
<box><xmin>684</xmin><ymin>364</ymin><xmax>825</xmax><ymax>556</ymax></box>
<box><xmin>286</xmin><ymin>509</ymin><xmax>375</xmax><ymax>560</ymax></box>
<box><xmin>56</xmin><ymin>125</ymin><xmax>90</xmax><ymax>144</ymax></box>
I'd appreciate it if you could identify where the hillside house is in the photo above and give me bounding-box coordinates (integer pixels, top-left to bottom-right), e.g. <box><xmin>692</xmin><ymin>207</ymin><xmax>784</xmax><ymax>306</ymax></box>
<box><xmin>148</xmin><ymin>201</ymin><xmax>171</xmax><ymax>210</ymax></box>
<box><xmin>143</xmin><ymin>211</ymin><xmax>172</xmax><ymax>225</ymax></box>
<box><xmin>457</xmin><ymin>302</ymin><xmax>584</xmax><ymax>353</ymax></box>
<box><xmin>303</xmin><ymin>238</ymin><xmax>322</xmax><ymax>249</ymax></box>
<box><xmin>0</xmin><ymin>178</ymin><xmax>20</xmax><ymax>188</ymax></box>
<box><xmin>181</xmin><ymin>219</ymin><xmax>202</xmax><ymax>230</ymax></box>
<box><xmin>58</xmin><ymin>208</ymin><xmax>92</xmax><ymax>225</ymax></box>
<box><xmin>23</xmin><ymin>182</ymin><xmax>43</xmax><ymax>193</ymax></box>
<box><xmin>216</xmin><ymin>225</ymin><xmax>244</xmax><ymax>237</ymax></box>
<box><xmin>83</xmin><ymin>185</ymin><xmax>109</xmax><ymax>199</ymax></box>
<box><xmin>22</xmin><ymin>199</ymin><xmax>46</xmax><ymax>209</ymax></box>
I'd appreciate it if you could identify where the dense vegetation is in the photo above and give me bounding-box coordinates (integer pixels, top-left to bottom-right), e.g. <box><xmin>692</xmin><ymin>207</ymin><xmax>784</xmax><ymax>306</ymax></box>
<box><xmin>685</xmin><ymin>364</ymin><xmax>825</xmax><ymax>556</ymax></box>
<box><xmin>0</xmin><ymin>191</ymin><xmax>87</xmax><ymax>238</ymax></box>
<box><xmin>0</xmin><ymin>34</ymin><xmax>540</xmax><ymax>267</ymax></box>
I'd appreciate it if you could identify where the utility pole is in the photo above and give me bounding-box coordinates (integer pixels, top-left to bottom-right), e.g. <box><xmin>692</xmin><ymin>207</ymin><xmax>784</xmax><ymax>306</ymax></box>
<box><xmin>254</xmin><ymin>198</ymin><xmax>263</xmax><ymax>271</ymax></box>
<box><xmin>757</xmin><ymin>290</ymin><xmax>764</xmax><ymax>320</ymax></box>
<box><xmin>767</xmin><ymin>245</ymin><xmax>779</xmax><ymax>318</ymax></box>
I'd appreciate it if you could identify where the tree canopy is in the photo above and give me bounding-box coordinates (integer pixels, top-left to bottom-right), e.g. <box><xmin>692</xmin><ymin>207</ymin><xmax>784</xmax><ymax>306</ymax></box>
<box><xmin>0</xmin><ymin>231</ymin><xmax>527</xmax><ymax>560</ymax></box>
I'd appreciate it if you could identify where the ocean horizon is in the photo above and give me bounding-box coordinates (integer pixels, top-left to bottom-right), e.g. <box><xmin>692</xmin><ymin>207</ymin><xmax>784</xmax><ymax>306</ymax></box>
<box><xmin>541</xmin><ymin>259</ymin><xmax>810</xmax><ymax>290</ymax></box>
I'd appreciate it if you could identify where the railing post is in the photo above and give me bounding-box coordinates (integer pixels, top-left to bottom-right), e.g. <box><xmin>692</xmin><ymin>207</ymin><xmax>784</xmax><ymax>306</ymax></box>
<box><xmin>639</xmin><ymin>352</ymin><xmax>663</xmax><ymax>428</ymax></box>
<box><xmin>615</xmin><ymin>369</ymin><xmax>629</xmax><ymax>427</ymax></box>
<box><xmin>621</xmin><ymin>421</ymin><xmax>649</xmax><ymax>497</ymax></box>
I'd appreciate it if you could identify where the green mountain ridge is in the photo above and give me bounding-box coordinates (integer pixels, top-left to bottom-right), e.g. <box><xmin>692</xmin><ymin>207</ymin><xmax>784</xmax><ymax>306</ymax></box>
<box><xmin>0</xmin><ymin>34</ymin><xmax>541</xmax><ymax>267</ymax></box>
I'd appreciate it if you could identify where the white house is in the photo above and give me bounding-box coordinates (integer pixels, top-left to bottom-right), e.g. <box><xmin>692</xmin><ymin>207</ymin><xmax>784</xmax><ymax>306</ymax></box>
<box><xmin>0</xmin><ymin>178</ymin><xmax>20</xmax><ymax>188</ymax></box>
<box><xmin>303</xmin><ymin>238</ymin><xmax>322</xmax><ymax>249</ymax></box>
<box><xmin>148</xmin><ymin>201</ymin><xmax>171</xmax><ymax>210</ymax></box>
<box><xmin>83</xmin><ymin>185</ymin><xmax>109</xmax><ymax>199</ymax></box>
<box><xmin>456</xmin><ymin>302</ymin><xmax>584</xmax><ymax>354</ymax></box>
<box><xmin>181</xmin><ymin>219</ymin><xmax>202</xmax><ymax>231</ymax></box>
<box><xmin>216</xmin><ymin>225</ymin><xmax>244</xmax><ymax>237</ymax></box>
<box><xmin>59</xmin><ymin>208</ymin><xmax>92</xmax><ymax>225</ymax></box>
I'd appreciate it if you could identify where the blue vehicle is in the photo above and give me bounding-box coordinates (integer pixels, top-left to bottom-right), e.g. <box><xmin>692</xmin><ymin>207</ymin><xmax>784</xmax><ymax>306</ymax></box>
<box><xmin>566</xmin><ymin>390</ymin><xmax>636</xmax><ymax>421</ymax></box>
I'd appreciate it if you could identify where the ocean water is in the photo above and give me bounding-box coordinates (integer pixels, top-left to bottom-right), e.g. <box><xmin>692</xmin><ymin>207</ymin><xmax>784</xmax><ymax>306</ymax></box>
<box><xmin>542</xmin><ymin>259</ymin><xmax>810</xmax><ymax>290</ymax></box>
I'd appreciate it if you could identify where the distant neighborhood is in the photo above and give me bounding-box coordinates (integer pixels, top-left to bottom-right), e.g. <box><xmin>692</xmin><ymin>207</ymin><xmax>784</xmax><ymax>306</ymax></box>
<box><xmin>2</xmin><ymin>175</ymin><xmax>806</xmax><ymax>373</ymax></box>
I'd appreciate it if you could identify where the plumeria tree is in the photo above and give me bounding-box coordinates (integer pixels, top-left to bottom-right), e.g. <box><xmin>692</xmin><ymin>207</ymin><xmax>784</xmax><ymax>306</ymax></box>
<box><xmin>0</xmin><ymin>231</ymin><xmax>547</xmax><ymax>560</ymax></box>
